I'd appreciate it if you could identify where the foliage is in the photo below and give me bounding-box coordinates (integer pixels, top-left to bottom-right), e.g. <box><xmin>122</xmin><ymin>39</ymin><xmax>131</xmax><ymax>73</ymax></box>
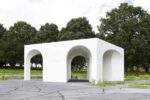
<box><xmin>31</xmin><ymin>54</ymin><xmax>43</xmax><ymax>66</ymax></box>
<box><xmin>71</xmin><ymin>56</ymin><xmax>87</xmax><ymax>80</ymax></box>
<box><xmin>98</xmin><ymin>3</ymin><xmax>150</xmax><ymax>71</ymax></box>
<box><xmin>0</xmin><ymin>24</ymin><xmax>6</xmax><ymax>67</ymax></box>
<box><xmin>0</xmin><ymin>18</ymin><xmax>96</xmax><ymax>68</ymax></box>
<box><xmin>35</xmin><ymin>23</ymin><xmax>59</xmax><ymax>43</ymax></box>
<box><xmin>4</xmin><ymin>21</ymin><xmax>37</xmax><ymax>66</ymax></box>
<box><xmin>0</xmin><ymin>24</ymin><xmax>6</xmax><ymax>38</ymax></box>
<box><xmin>71</xmin><ymin>56</ymin><xmax>86</xmax><ymax>71</ymax></box>
<box><xmin>58</xmin><ymin>17</ymin><xmax>95</xmax><ymax>40</ymax></box>
<box><xmin>0</xmin><ymin>4</ymin><xmax>150</xmax><ymax>74</ymax></box>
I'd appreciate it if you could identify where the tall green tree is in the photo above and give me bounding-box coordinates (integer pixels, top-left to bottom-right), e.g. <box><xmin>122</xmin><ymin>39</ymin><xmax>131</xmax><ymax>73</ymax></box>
<box><xmin>0</xmin><ymin>24</ymin><xmax>6</xmax><ymax>38</ymax></box>
<box><xmin>32</xmin><ymin>23</ymin><xmax>59</xmax><ymax>66</ymax></box>
<box><xmin>71</xmin><ymin>56</ymin><xmax>86</xmax><ymax>71</ymax></box>
<box><xmin>0</xmin><ymin>24</ymin><xmax>6</xmax><ymax>67</ymax></box>
<box><xmin>98</xmin><ymin>3</ymin><xmax>150</xmax><ymax>71</ymax></box>
<box><xmin>35</xmin><ymin>23</ymin><xmax>59</xmax><ymax>43</ymax></box>
<box><xmin>31</xmin><ymin>54</ymin><xmax>43</xmax><ymax>68</ymax></box>
<box><xmin>5</xmin><ymin>21</ymin><xmax>37</xmax><ymax>67</ymax></box>
<box><xmin>58</xmin><ymin>17</ymin><xmax>95</xmax><ymax>40</ymax></box>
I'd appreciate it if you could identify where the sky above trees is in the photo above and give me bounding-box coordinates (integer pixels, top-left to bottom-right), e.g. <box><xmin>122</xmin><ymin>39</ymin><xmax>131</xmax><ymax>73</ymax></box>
<box><xmin>0</xmin><ymin>0</ymin><xmax>149</xmax><ymax>32</ymax></box>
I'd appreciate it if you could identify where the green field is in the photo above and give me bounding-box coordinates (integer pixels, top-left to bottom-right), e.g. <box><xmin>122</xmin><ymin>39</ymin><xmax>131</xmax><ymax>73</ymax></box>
<box><xmin>129</xmin><ymin>84</ymin><xmax>150</xmax><ymax>89</ymax></box>
<box><xmin>71</xmin><ymin>71</ymin><xmax>87</xmax><ymax>80</ymax></box>
<box><xmin>1</xmin><ymin>68</ymin><xmax>150</xmax><ymax>84</ymax></box>
<box><xmin>1</xmin><ymin>68</ymin><xmax>150</xmax><ymax>89</ymax></box>
<box><xmin>0</xmin><ymin>68</ymin><xmax>88</xmax><ymax>80</ymax></box>
<box><xmin>0</xmin><ymin>68</ymin><xmax>42</xmax><ymax>80</ymax></box>
<box><xmin>125</xmin><ymin>73</ymin><xmax>150</xmax><ymax>81</ymax></box>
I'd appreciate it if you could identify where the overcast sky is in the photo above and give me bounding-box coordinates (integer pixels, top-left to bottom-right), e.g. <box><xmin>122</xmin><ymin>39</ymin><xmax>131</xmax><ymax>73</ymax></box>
<box><xmin>0</xmin><ymin>0</ymin><xmax>149</xmax><ymax>32</ymax></box>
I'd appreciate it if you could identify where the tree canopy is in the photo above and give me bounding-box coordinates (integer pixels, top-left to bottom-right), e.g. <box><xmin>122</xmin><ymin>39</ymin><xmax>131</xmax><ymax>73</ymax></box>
<box><xmin>35</xmin><ymin>23</ymin><xmax>59</xmax><ymax>43</ymax></box>
<box><xmin>71</xmin><ymin>56</ymin><xmax>86</xmax><ymax>71</ymax></box>
<box><xmin>4</xmin><ymin>21</ymin><xmax>37</xmax><ymax>67</ymax></box>
<box><xmin>58</xmin><ymin>17</ymin><xmax>95</xmax><ymax>40</ymax></box>
<box><xmin>0</xmin><ymin>4</ymin><xmax>150</xmax><ymax>73</ymax></box>
<box><xmin>0</xmin><ymin>24</ymin><xmax>6</xmax><ymax>67</ymax></box>
<box><xmin>98</xmin><ymin>3</ymin><xmax>150</xmax><ymax>71</ymax></box>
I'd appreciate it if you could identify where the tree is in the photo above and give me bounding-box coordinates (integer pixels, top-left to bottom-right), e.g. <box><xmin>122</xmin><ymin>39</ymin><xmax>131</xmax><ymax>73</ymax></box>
<box><xmin>0</xmin><ymin>24</ymin><xmax>6</xmax><ymax>38</ymax></box>
<box><xmin>5</xmin><ymin>21</ymin><xmax>37</xmax><ymax>67</ymax></box>
<box><xmin>58</xmin><ymin>17</ymin><xmax>95</xmax><ymax>40</ymax></box>
<box><xmin>98</xmin><ymin>3</ymin><xmax>150</xmax><ymax>71</ymax></box>
<box><xmin>71</xmin><ymin>56</ymin><xmax>86</xmax><ymax>71</ymax></box>
<box><xmin>31</xmin><ymin>54</ymin><xmax>42</xmax><ymax>68</ymax></box>
<box><xmin>0</xmin><ymin>24</ymin><xmax>6</xmax><ymax>67</ymax></box>
<box><xmin>35</xmin><ymin>23</ymin><xmax>59</xmax><ymax>43</ymax></box>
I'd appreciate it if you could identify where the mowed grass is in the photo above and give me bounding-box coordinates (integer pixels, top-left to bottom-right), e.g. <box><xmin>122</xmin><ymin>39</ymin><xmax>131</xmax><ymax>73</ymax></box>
<box><xmin>0</xmin><ymin>68</ymin><xmax>42</xmax><ymax>80</ymax></box>
<box><xmin>125</xmin><ymin>74</ymin><xmax>150</xmax><ymax>81</ymax></box>
<box><xmin>93</xmin><ymin>81</ymin><xmax>124</xmax><ymax>87</ymax></box>
<box><xmin>129</xmin><ymin>84</ymin><xmax>150</xmax><ymax>89</ymax></box>
<box><xmin>1</xmin><ymin>67</ymin><xmax>150</xmax><ymax>84</ymax></box>
<box><xmin>71</xmin><ymin>71</ymin><xmax>87</xmax><ymax>79</ymax></box>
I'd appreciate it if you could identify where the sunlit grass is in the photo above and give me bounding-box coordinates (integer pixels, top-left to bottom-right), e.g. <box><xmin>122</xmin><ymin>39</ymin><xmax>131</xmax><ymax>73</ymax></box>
<box><xmin>91</xmin><ymin>81</ymin><xmax>124</xmax><ymax>87</ymax></box>
<box><xmin>0</xmin><ymin>68</ymin><xmax>42</xmax><ymax>80</ymax></box>
<box><xmin>125</xmin><ymin>74</ymin><xmax>150</xmax><ymax>81</ymax></box>
<box><xmin>129</xmin><ymin>84</ymin><xmax>150</xmax><ymax>89</ymax></box>
<box><xmin>71</xmin><ymin>71</ymin><xmax>87</xmax><ymax>79</ymax></box>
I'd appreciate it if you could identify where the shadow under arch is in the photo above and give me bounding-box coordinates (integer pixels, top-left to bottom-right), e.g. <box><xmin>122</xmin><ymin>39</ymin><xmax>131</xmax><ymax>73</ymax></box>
<box><xmin>103</xmin><ymin>49</ymin><xmax>123</xmax><ymax>81</ymax></box>
<box><xmin>67</xmin><ymin>45</ymin><xmax>92</xmax><ymax>82</ymax></box>
<box><xmin>24</xmin><ymin>49</ymin><xmax>43</xmax><ymax>80</ymax></box>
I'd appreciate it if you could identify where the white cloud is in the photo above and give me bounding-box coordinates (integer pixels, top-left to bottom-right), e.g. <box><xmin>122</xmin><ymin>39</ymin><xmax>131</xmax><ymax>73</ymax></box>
<box><xmin>0</xmin><ymin>0</ymin><xmax>149</xmax><ymax>32</ymax></box>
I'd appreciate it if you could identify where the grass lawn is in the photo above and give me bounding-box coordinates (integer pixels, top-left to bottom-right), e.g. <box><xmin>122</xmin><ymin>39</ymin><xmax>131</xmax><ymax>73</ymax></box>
<box><xmin>93</xmin><ymin>81</ymin><xmax>124</xmax><ymax>87</ymax></box>
<box><xmin>1</xmin><ymin>68</ymin><xmax>150</xmax><ymax>89</ymax></box>
<box><xmin>129</xmin><ymin>84</ymin><xmax>150</xmax><ymax>89</ymax></box>
<box><xmin>71</xmin><ymin>71</ymin><xmax>87</xmax><ymax>80</ymax></box>
<box><xmin>125</xmin><ymin>73</ymin><xmax>150</xmax><ymax>81</ymax></box>
<box><xmin>0</xmin><ymin>68</ymin><xmax>42</xmax><ymax>80</ymax></box>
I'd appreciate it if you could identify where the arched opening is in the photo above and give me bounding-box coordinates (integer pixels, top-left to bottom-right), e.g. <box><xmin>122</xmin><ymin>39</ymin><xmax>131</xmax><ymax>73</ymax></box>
<box><xmin>31</xmin><ymin>54</ymin><xmax>43</xmax><ymax>79</ymax></box>
<box><xmin>24</xmin><ymin>49</ymin><xmax>43</xmax><ymax>80</ymax></box>
<box><xmin>67</xmin><ymin>45</ymin><xmax>91</xmax><ymax>82</ymax></box>
<box><xmin>71</xmin><ymin>56</ymin><xmax>87</xmax><ymax>80</ymax></box>
<box><xmin>103</xmin><ymin>50</ymin><xmax>123</xmax><ymax>81</ymax></box>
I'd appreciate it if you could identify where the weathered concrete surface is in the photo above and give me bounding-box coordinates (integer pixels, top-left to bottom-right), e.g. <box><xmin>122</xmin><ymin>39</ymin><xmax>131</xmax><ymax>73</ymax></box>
<box><xmin>25</xmin><ymin>38</ymin><xmax>124</xmax><ymax>83</ymax></box>
<box><xmin>0</xmin><ymin>80</ymin><xmax>150</xmax><ymax>100</ymax></box>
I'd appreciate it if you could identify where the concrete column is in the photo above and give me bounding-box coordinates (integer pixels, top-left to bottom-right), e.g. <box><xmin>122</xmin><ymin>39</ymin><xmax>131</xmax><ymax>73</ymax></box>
<box><xmin>24</xmin><ymin>56</ymin><xmax>31</xmax><ymax>80</ymax></box>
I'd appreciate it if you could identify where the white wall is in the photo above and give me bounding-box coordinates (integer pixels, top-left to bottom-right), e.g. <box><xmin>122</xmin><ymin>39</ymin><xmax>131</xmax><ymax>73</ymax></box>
<box><xmin>96</xmin><ymin>39</ymin><xmax>124</xmax><ymax>82</ymax></box>
<box><xmin>103</xmin><ymin>51</ymin><xmax>112</xmax><ymax>81</ymax></box>
<box><xmin>24</xmin><ymin>38</ymin><xmax>124</xmax><ymax>83</ymax></box>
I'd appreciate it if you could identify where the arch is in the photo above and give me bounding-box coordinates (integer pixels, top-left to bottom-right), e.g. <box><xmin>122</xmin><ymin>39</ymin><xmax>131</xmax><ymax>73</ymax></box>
<box><xmin>67</xmin><ymin>45</ymin><xmax>92</xmax><ymax>81</ymax></box>
<box><xmin>103</xmin><ymin>49</ymin><xmax>123</xmax><ymax>81</ymax></box>
<box><xmin>24</xmin><ymin>49</ymin><xmax>43</xmax><ymax>80</ymax></box>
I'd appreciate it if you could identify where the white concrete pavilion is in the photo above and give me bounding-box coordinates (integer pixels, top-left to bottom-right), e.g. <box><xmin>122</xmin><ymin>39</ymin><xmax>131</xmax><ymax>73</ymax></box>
<box><xmin>24</xmin><ymin>38</ymin><xmax>124</xmax><ymax>83</ymax></box>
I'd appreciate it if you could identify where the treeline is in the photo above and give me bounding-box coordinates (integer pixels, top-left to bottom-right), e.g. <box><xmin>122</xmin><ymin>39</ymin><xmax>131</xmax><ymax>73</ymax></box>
<box><xmin>0</xmin><ymin>17</ymin><xmax>96</xmax><ymax>68</ymax></box>
<box><xmin>0</xmin><ymin>3</ymin><xmax>150</xmax><ymax>72</ymax></box>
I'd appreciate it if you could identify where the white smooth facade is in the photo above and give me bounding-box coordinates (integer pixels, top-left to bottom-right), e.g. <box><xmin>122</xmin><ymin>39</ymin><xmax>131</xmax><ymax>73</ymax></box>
<box><xmin>24</xmin><ymin>38</ymin><xmax>124</xmax><ymax>83</ymax></box>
